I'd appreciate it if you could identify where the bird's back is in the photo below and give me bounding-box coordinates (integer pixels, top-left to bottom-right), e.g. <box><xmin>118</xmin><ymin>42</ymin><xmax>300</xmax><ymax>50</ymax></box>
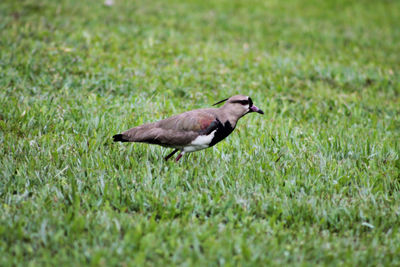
<box><xmin>114</xmin><ymin>108</ymin><xmax>219</xmax><ymax>148</ymax></box>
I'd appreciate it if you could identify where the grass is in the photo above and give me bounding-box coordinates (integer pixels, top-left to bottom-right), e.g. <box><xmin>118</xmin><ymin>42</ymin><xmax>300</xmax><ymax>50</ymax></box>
<box><xmin>1</xmin><ymin>0</ymin><xmax>400</xmax><ymax>265</ymax></box>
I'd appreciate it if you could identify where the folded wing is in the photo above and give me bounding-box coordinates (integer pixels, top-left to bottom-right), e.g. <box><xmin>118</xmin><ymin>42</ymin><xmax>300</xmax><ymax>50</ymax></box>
<box><xmin>113</xmin><ymin>110</ymin><xmax>218</xmax><ymax>148</ymax></box>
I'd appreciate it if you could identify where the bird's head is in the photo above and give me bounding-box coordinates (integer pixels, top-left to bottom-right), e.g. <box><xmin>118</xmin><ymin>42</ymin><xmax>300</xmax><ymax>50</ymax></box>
<box><xmin>213</xmin><ymin>95</ymin><xmax>264</xmax><ymax>119</ymax></box>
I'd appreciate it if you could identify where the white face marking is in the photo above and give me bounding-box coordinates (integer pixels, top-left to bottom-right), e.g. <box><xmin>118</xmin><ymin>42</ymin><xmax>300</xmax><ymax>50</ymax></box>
<box><xmin>184</xmin><ymin>130</ymin><xmax>217</xmax><ymax>153</ymax></box>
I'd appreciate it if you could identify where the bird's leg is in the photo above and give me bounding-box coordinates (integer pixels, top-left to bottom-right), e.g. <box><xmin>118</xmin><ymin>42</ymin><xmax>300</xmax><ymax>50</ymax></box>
<box><xmin>165</xmin><ymin>149</ymin><xmax>179</xmax><ymax>161</ymax></box>
<box><xmin>175</xmin><ymin>152</ymin><xmax>185</xmax><ymax>162</ymax></box>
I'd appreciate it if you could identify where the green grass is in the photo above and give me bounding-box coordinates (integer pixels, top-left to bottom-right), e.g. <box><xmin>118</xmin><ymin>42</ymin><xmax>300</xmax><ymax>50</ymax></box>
<box><xmin>1</xmin><ymin>0</ymin><xmax>400</xmax><ymax>265</ymax></box>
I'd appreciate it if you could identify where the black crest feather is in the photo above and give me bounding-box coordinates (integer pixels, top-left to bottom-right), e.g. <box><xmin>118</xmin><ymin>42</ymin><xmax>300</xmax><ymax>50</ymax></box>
<box><xmin>212</xmin><ymin>98</ymin><xmax>229</xmax><ymax>106</ymax></box>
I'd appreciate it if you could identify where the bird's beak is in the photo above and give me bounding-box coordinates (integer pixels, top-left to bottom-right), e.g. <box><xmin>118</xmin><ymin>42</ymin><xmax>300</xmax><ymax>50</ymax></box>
<box><xmin>250</xmin><ymin>105</ymin><xmax>264</xmax><ymax>114</ymax></box>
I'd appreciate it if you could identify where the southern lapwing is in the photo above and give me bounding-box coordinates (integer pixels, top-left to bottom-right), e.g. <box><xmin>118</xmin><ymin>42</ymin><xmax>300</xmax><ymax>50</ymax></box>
<box><xmin>113</xmin><ymin>95</ymin><xmax>264</xmax><ymax>161</ymax></box>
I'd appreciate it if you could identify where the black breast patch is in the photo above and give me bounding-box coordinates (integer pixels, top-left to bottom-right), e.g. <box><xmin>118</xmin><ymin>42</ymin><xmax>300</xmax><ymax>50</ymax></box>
<box><xmin>209</xmin><ymin>119</ymin><xmax>234</xmax><ymax>147</ymax></box>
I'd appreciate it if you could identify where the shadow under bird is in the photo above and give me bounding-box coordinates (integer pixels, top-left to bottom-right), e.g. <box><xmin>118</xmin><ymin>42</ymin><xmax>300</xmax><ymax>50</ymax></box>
<box><xmin>113</xmin><ymin>95</ymin><xmax>264</xmax><ymax>161</ymax></box>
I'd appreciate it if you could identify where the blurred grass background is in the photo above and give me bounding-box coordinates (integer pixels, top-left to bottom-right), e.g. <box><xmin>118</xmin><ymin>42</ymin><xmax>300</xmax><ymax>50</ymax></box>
<box><xmin>1</xmin><ymin>0</ymin><xmax>400</xmax><ymax>265</ymax></box>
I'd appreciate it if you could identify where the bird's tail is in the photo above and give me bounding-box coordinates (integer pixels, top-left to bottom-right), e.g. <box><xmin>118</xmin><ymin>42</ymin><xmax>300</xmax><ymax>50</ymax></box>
<box><xmin>113</xmin><ymin>124</ymin><xmax>160</xmax><ymax>143</ymax></box>
<box><xmin>112</xmin><ymin>134</ymin><xmax>129</xmax><ymax>142</ymax></box>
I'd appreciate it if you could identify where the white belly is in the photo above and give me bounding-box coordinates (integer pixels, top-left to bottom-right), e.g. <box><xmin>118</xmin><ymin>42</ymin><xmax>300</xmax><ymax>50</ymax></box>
<box><xmin>183</xmin><ymin>130</ymin><xmax>216</xmax><ymax>153</ymax></box>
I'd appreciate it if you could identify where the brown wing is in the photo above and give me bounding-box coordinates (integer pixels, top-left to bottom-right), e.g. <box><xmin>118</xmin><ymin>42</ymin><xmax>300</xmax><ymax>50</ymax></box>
<box><xmin>115</xmin><ymin>109</ymin><xmax>218</xmax><ymax>147</ymax></box>
<box><xmin>156</xmin><ymin>109</ymin><xmax>217</xmax><ymax>132</ymax></box>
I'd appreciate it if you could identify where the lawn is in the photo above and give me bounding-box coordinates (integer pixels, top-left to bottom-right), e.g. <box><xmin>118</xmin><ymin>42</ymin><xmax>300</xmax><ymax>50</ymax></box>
<box><xmin>1</xmin><ymin>0</ymin><xmax>400</xmax><ymax>265</ymax></box>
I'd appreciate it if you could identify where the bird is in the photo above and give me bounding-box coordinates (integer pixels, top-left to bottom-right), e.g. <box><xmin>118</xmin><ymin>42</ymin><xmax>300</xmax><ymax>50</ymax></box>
<box><xmin>113</xmin><ymin>95</ymin><xmax>264</xmax><ymax>162</ymax></box>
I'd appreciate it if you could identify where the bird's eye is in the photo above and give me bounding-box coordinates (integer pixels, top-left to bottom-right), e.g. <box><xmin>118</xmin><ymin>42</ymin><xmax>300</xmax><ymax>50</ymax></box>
<box><xmin>231</xmin><ymin>99</ymin><xmax>250</xmax><ymax>105</ymax></box>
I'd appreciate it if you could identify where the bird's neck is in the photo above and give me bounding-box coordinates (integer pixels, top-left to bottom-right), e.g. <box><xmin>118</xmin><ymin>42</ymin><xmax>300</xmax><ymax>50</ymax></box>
<box><xmin>218</xmin><ymin>107</ymin><xmax>241</xmax><ymax>128</ymax></box>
